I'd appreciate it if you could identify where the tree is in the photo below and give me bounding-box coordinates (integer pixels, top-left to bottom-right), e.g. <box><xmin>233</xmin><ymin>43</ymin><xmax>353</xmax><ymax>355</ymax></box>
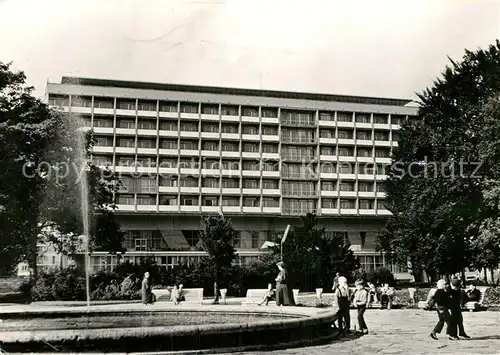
<box><xmin>199</xmin><ymin>215</ymin><xmax>237</xmax><ymax>302</ymax></box>
<box><xmin>378</xmin><ymin>41</ymin><xmax>500</xmax><ymax>279</ymax></box>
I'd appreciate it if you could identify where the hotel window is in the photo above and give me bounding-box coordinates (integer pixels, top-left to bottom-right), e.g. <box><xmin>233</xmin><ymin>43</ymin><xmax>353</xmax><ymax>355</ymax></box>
<box><xmin>242</xmin><ymin>125</ymin><xmax>259</xmax><ymax>135</ymax></box>
<box><xmin>355</xmin><ymin>113</ymin><xmax>370</xmax><ymax>123</ymax></box>
<box><xmin>319</xmin><ymin>112</ymin><xmax>334</xmax><ymax>121</ymax></box>
<box><xmin>356</xmin><ymin>130</ymin><xmax>371</xmax><ymax>140</ymax></box>
<box><xmin>261</xmin><ymin>108</ymin><xmax>278</xmax><ymax>118</ymax></box>
<box><xmin>321</xmin><ymin>181</ymin><xmax>336</xmax><ymax>191</ymax></box>
<box><xmin>281</xmin><ymin>146</ymin><xmax>315</xmax><ymax>160</ymax></box>
<box><xmin>243</xmin><ymin>197</ymin><xmax>260</xmax><ymax>207</ymax></box>
<box><xmin>202</xmin><ymin>178</ymin><xmax>219</xmax><ymax>188</ymax></box>
<box><xmin>233</xmin><ymin>232</ymin><xmax>241</xmax><ymax>248</ymax></box>
<box><xmin>203</xmin><ymin>196</ymin><xmax>219</xmax><ymax>206</ymax></box>
<box><xmin>391</xmin><ymin>115</ymin><xmax>404</xmax><ymax>125</ymax></box>
<box><xmin>262</xmin><ymin>197</ymin><xmax>279</xmax><ymax>207</ymax></box>
<box><xmin>116</xmin><ymin>193</ymin><xmax>133</xmax><ymax>204</ymax></box>
<box><xmin>202</xmin><ymin>159</ymin><xmax>220</xmax><ymax>169</ymax></box>
<box><xmin>159</xmin><ymin>158</ymin><xmax>178</xmax><ymax>168</ymax></box>
<box><xmin>281</xmin><ymin>128</ymin><xmax>315</xmax><ymax>143</ymax></box>
<box><xmin>357</xmin><ymin>148</ymin><xmax>372</xmax><ymax>157</ymax></box>
<box><xmin>117</xmin><ymin>156</ymin><xmax>135</xmax><ymax>166</ymax></box>
<box><xmin>135</xmin><ymin>239</ymin><xmax>147</xmax><ymax>252</ymax></box>
<box><xmin>137</xmin><ymin>195</ymin><xmax>156</xmax><ymax>205</ymax></box>
<box><xmin>159</xmin><ymin>102</ymin><xmax>178</xmax><ymax>112</ymax></box>
<box><xmin>281</xmin><ymin>110</ymin><xmax>315</xmax><ymax>126</ymax></box>
<box><xmin>159</xmin><ymin>177</ymin><xmax>178</xmax><ymax>187</ymax></box>
<box><xmin>376</xmin><ymin>164</ymin><xmax>388</xmax><ymax>175</ymax></box>
<box><xmin>251</xmin><ymin>232</ymin><xmax>260</xmax><ymax>249</ymax></box>
<box><xmin>138</xmin><ymin>100</ymin><xmax>157</xmax><ymax>112</ymax></box>
<box><xmin>262</xmin><ymin>144</ymin><xmax>278</xmax><ymax>153</ymax></box>
<box><xmin>179</xmin><ymin>158</ymin><xmax>199</xmax><ymax>169</ymax></box>
<box><xmin>338</xmin><ymin>147</ymin><xmax>354</xmax><ymax>157</ymax></box>
<box><xmin>337</xmin><ymin>130</ymin><xmax>353</xmax><ymax>139</ymax></box>
<box><xmin>358</xmin><ymin>182</ymin><xmax>374</xmax><ymax>192</ymax></box>
<box><xmin>180</xmin><ymin>122</ymin><xmax>198</xmax><ymax>132</ymax></box>
<box><xmin>322</xmin><ymin>199</ymin><xmax>337</xmax><ymax>209</ymax></box>
<box><xmin>201</xmin><ymin>104</ymin><xmax>219</xmax><ymax>115</ymax></box>
<box><xmin>282</xmin><ymin>181</ymin><xmax>316</xmax><ymax>196</ymax></box>
<box><xmin>202</xmin><ymin>141</ymin><xmax>219</xmax><ymax>151</ymax></box>
<box><xmin>260</xmin><ymin>127</ymin><xmax>277</xmax><ymax>137</ymax></box>
<box><xmin>159</xmin><ymin>195</ymin><xmax>177</xmax><ymax>205</ymax></box>
<box><xmin>392</xmin><ymin>132</ymin><xmax>400</xmax><ymax>141</ymax></box>
<box><xmin>320</xmin><ymin>146</ymin><xmax>335</xmax><ymax>155</ymax></box>
<box><xmin>359</xmin><ymin>164</ymin><xmax>375</xmax><ymax>175</ymax></box>
<box><xmin>221</xmin><ymin>105</ymin><xmax>238</xmax><ymax>116</ymax></box>
<box><xmin>117</xmin><ymin>138</ymin><xmax>135</xmax><ymax>148</ymax></box>
<box><xmin>376</xmin><ymin>183</ymin><xmax>385</xmax><ymax>192</ymax></box>
<box><xmin>117</xmin><ymin>99</ymin><xmax>136</xmax><ymax>111</ymax></box>
<box><xmin>358</xmin><ymin>255</ymin><xmax>375</xmax><ymax>271</ymax></box>
<box><xmin>340</xmin><ymin>199</ymin><xmax>355</xmax><ymax>209</ymax></box>
<box><xmin>159</xmin><ymin>120</ymin><xmax>178</xmax><ymax>131</ymax></box>
<box><xmin>262</xmin><ymin>161</ymin><xmax>279</xmax><ymax>171</ymax></box>
<box><xmin>337</xmin><ymin>112</ymin><xmax>352</xmax><ymax>122</ymax></box>
<box><xmin>93</xmin><ymin>117</ymin><xmax>113</xmax><ymax>128</ymax></box>
<box><xmin>242</xmin><ymin>160</ymin><xmax>260</xmax><ymax>171</ymax></box>
<box><xmin>375</xmin><ymin>149</ymin><xmax>391</xmax><ymax>158</ymax></box>
<box><xmin>137</xmin><ymin>120</ymin><xmax>156</xmax><ymax>130</ymax></box>
<box><xmin>137</xmin><ymin>139</ymin><xmax>156</xmax><ymax>149</ymax></box>
<box><xmin>95</xmin><ymin>136</ymin><xmax>113</xmax><ymax>147</ymax></box>
<box><xmin>340</xmin><ymin>182</ymin><xmax>355</xmax><ymax>191</ymax></box>
<box><xmin>375</xmin><ymin>255</ymin><xmax>384</xmax><ymax>269</ymax></box>
<box><xmin>243</xmin><ymin>143</ymin><xmax>259</xmax><ymax>153</ymax></box>
<box><xmin>373</xmin><ymin>114</ymin><xmax>388</xmax><ymax>124</ymax></box>
<box><xmin>180</xmin><ymin>177</ymin><xmax>199</xmax><ymax>187</ymax></box>
<box><xmin>71</xmin><ymin>96</ymin><xmax>92</xmax><ymax>107</ymax></box>
<box><xmin>222</xmin><ymin>178</ymin><xmax>239</xmax><ymax>188</ymax></box>
<box><xmin>180</xmin><ymin>140</ymin><xmax>198</xmax><ymax>150</ymax></box>
<box><xmin>48</xmin><ymin>94</ymin><xmax>69</xmax><ymax>106</ymax></box>
<box><xmin>181</xmin><ymin>196</ymin><xmax>199</xmax><ymax>206</ymax></box>
<box><xmin>202</xmin><ymin>123</ymin><xmax>219</xmax><ymax>133</ymax></box>
<box><xmin>221</xmin><ymin>142</ymin><xmax>239</xmax><ymax>152</ymax></box>
<box><xmin>282</xmin><ymin>199</ymin><xmax>316</xmax><ymax>214</ymax></box>
<box><xmin>221</xmin><ymin>160</ymin><xmax>239</xmax><ymax>170</ymax></box>
<box><xmin>92</xmin><ymin>155</ymin><xmax>113</xmax><ymax>166</ymax></box>
<box><xmin>117</xmin><ymin>119</ymin><xmax>135</xmax><ymax>129</ymax></box>
<box><xmin>94</xmin><ymin>98</ymin><xmax>114</xmax><ymax>109</ymax></box>
<box><xmin>222</xmin><ymin>197</ymin><xmax>240</xmax><ymax>206</ymax></box>
<box><xmin>180</xmin><ymin>103</ymin><xmax>199</xmax><ymax>113</ymax></box>
<box><xmin>320</xmin><ymin>129</ymin><xmax>334</xmax><ymax>138</ymax></box>
<box><xmin>374</xmin><ymin>131</ymin><xmax>389</xmax><ymax>141</ymax></box>
<box><xmin>282</xmin><ymin>163</ymin><xmax>316</xmax><ymax>178</ymax></box>
<box><xmin>136</xmin><ymin>157</ymin><xmax>157</xmax><ymax>167</ymax></box>
<box><xmin>243</xmin><ymin>179</ymin><xmax>259</xmax><ymax>189</ymax></box>
<box><xmin>137</xmin><ymin>177</ymin><xmax>157</xmax><ymax>193</ymax></box>
<box><xmin>160</xmin><ymin>139</ymin><xmax>177</xmax><ymax>149</ymax></box>
<box><xmin>242</xmin><ymin>106</ymin><xmax>259</xmax><ymax>117</ymax></box>
<box><xmin>119</xmin><ymin>176</ymin><xmax>136</xmax><ymax>192</ymax></box>
<box><xmin>359</xmin><ymin>199</ymin><xmax>374</xmax><ymax>209</ymax></box>
<box><xmin>262</xmin><ymin>179</ymin><xmax>279</xmax><ymax>190</ymax></box>
<box><xmin>377</xmin><ymin>200</ymin><xmax>387</xmax><ymax>209</ymax></box>
<box><xmin>221</xmin><ymin>124</ymin><xmax>239</xmax><ymax>133</ymax></box>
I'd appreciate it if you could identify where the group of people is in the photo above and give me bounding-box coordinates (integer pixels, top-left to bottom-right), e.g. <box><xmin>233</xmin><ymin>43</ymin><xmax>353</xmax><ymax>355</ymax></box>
<box><xmin>429</xmin><ymin>279</ymin><xmax>480</xmax><ymax>340</ymax></box>
<box><xmin>141</xmin><ymin>271</ymin><xmax>185</xmax><ymax>305</ymax></box>
<box><xmin>258</xmin><ymin>261</ymin><xmax>296</xmax><ymax>306</ymax></box>
<box><xmin>333</xmin><ymin>276</ymin><xmax>370</xmax><ymax>336</ymax></box>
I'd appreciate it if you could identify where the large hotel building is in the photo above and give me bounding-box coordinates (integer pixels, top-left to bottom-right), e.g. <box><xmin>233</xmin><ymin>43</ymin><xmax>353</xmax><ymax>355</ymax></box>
<box><xmin>45</xmin><ymin>77</ymin><xmax>418</xmax><ymax>279</ymax></box>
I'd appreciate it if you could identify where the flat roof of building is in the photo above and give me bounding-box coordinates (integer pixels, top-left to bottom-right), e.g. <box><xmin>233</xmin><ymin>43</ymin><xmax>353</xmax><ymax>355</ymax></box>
<box><xmin>59</xmin><ymin>76</ymin><xmax>414</xmax><ymax>107</ymax></box>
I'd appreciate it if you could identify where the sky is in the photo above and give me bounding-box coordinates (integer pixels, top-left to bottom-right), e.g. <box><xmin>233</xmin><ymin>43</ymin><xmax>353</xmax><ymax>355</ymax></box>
<box><xmin>1</xmin><ymin>0</ymin><xmax>499</xmax><ymax>100</ymax></box>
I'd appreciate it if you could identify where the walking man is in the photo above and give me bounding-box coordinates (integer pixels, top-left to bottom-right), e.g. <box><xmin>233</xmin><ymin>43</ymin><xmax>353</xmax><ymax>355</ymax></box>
<box><xmin>430</xmin><ymin>279</ymin><xmax>452</xmax><ymax>340</ymax></box>
<box><xmin>352</xmin><ymin>279</ymin><xmax>369</xmax><ymax>334</ymax></box>
<box><xmin>448</xmin><ymin>278</ymin><xmax>470</xmax><ymax>339</ymax></box>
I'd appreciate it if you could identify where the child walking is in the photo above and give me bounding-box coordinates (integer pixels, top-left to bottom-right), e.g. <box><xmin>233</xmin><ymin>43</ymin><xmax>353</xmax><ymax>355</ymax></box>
<box><xmin>352</xmin><ymin>279</ymin><xmax>369</xmax><ymax>334</ymax></box>
<box><xmin>334</xmin><ymin>276</ymin><xmax>352</xmax><ymax>336</ymax></box>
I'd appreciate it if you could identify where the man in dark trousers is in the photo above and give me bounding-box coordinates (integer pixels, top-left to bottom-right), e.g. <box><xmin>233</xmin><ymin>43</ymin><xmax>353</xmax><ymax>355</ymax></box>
<box><xmin>429</xmin><ymin>279</ymin><xmax>452</xmax><ymax>340</ymax></box>
<box><xmin>448</xmin><ymin>278</ymin><xmax>470</xmax><ymax>339</ymax></box>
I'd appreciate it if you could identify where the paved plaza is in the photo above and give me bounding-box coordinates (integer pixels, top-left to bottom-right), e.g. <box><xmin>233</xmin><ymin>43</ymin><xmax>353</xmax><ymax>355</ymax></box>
<box><xmin>241</xmin><ymin>309</ymin><xmax>500</xmax><ymax>355</ymax></box>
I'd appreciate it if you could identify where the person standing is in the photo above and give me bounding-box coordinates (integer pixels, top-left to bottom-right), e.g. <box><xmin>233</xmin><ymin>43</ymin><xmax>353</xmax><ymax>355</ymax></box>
<box><xmin>448</xmin><ymin>279</ymin><xmax>470</xmax><ymax>339</ymax></box>
<box><xmin>334</xmin><ymin>276</ymin><xmax>352</xmax><ymax>336</ymax></box>
<box><xmin>352</xmin><ymin>280</ymin><xmax>369</xmax><ymax>334</ymax></box>
<box><xmin>275</xmin><ymin>262</ymin><xmax>295</xmax><ymax>306</ymax></box>
<box><xmin>429</xmin><ymin>279</ymin><xmax>452</xmax><ymax>340</ymax></box>
<box><xmin>466</xmin><ymin>282</ymin><xmax>481</xmax><ymax>302</ymax></box>
<box><xmin>141</xmin><ymin>272</ymin><xmax>153</xmax><ymax>305</ymax></box>
<box><xmin>332</xmin><ymin>272</ymin><xmax>340</xmax><ymax>291</ymax></box>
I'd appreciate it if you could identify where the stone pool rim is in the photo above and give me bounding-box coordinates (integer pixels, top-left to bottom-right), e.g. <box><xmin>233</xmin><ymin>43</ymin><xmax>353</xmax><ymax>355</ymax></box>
<box><xmin>0</xmin><ymin>303</ymin><xmax>338</xmax><ymax>353</ymax></box>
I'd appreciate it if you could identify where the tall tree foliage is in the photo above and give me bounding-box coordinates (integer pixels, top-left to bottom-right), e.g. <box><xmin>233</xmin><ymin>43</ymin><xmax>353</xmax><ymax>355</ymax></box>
<box><xmin>0</xmin><ymin>61</ymin><xmax>123</xmax><ymax>276</ymax></box>
<box><xmin>378</xmin><ymin>41</ymin><xmax>500</xmax><ymax>279</ymax></box>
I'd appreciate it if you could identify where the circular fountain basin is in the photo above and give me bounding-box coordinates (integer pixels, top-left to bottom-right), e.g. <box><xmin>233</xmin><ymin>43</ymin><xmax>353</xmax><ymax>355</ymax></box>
<box><xmin>0</xmin><ymin>303</ymin><xmax>337</xmax><ymax>353</ymax></box>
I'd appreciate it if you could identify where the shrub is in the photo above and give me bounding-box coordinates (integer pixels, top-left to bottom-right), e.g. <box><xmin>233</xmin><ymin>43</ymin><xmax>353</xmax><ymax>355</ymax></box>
<box><xmin>484</xmin><ymin>287</ymin><xmax>500</xmax><ymax>306</ymax></box>
<box><xmin>367</xmin><ymin>267</ymin><xmax>396</xmax><ymax>286</ymax></box>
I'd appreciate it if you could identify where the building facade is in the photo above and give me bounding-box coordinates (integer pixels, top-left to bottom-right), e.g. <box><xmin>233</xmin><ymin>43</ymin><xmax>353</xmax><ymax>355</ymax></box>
<box><xmin>46</xmin><ymin>77</ymin><xmax>418</xmax><ymax>279</ymax></box>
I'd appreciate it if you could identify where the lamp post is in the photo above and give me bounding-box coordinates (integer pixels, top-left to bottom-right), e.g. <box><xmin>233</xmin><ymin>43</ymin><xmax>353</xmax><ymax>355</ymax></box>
<box><xmin>281</xmin><ymin>225</ymin><xmax>290</xmax><ymax>262</ymax></box>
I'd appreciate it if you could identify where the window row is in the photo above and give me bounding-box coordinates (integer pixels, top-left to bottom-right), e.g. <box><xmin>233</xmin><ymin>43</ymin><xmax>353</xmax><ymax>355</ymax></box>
<box><xmin>116</xmin><ymin>194</ymin><xmax>280</xmax><ymax>207</ymax></box>
<box><xmin>120</xmin><ymin>176</ymin><xmax>280</xmax><ymax>190</ymax></box>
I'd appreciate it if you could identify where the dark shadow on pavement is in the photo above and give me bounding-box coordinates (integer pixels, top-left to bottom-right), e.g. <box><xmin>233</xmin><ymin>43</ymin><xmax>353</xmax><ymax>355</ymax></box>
<box><xmin>330</xmin><ymin>331</ymin><xmax>364</xmax><ymax>343</ymax></box>
<box><xmin>467</xmin><ymin>335</ymin><xmax>500</xmax><ymax>341</ymax></box>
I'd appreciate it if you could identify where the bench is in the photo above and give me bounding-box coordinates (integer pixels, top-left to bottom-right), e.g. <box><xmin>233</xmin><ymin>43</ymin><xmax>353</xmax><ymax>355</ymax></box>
<box><xmin>153</xmin><ymin>287</ymin><xmax>204</xmax><ymax>304</ymax></box>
